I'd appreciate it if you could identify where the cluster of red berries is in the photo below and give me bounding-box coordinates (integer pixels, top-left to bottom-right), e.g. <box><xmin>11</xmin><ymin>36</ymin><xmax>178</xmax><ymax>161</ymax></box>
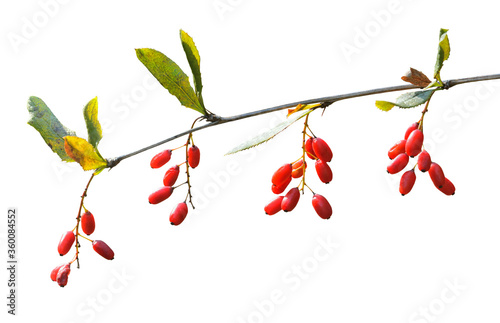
<box><xmin>51</xmin><ymin>210</ymin><xmax>114</xmax><ymax>287</ymax></box>
<box><xmin>148</xmin><ymin>139</ymin><xmax>200</xmax><ymax>225</ymax></box>
<box><xmin>265</xmin><ymin>135</ymin><xmax>333</xmax><ymax>219</ymax></box>
<box><xmin>387</xmin><ymin>122</ymin><xmax>455</xmax><ymax>196</ymax></box>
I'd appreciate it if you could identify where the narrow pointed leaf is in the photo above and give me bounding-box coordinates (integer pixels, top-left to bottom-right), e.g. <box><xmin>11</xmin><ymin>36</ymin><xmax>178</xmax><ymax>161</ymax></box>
<box><xmin>376</xmin><ymin>89</ymin><xmax>435</xmax><ymax>111</ymax></box>
<box><xmin>434</xmin><ymin>28</ymin><xmax>450</xmax><ymax>80</ymax></box>
<box><xmin>27</xmin><ymin>96</ymin><xmax>76</xmax><ymax>162</ymax></box>
<box><xmin>180</xmin><ymin>30</ymin><xmax>204</xmax><ymax>107</ymax></box>
<box><xmin>287</xmin><ymin>103</ymin><xmax>321</xmax><ymax>117</ymax></box>
<box><xmin>226</xmin><ymin>109</ymin><xmax>312</xmax><ymax>155</ymax></box>
<box><xmin>64</xmin><ymin>136</ymin><xmax>107</xmax><ymax>171</ymax></box>
<box><xmin>83</xmin><ymin>97</ymin><xmax>102</xmax><ymax>148</ymax></box>
<box><xmin>136</xmin><ymin>48</ymin><xmax>205</xmax><ymax>114</ymax></box>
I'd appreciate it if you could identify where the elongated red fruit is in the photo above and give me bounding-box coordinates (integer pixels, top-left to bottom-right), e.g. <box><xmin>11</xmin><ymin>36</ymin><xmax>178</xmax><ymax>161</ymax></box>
<box><xmin>170</xmin><ymin>202</ymin><xmax>188</xmax><ymax>225</ymax></box>
<box><xmin>271</xmin><ymin>176</ymin><xmax>292</xmax><ymax>194</ymax></box>
<box><xmin>264</xmin><ymin>196</ymin><xmax>284</xmax><ymax>215</ymax></box>
<box><xmin>417</xmin><ymin>150</ymin><xmax>431</xmax><ymax>172</ymax></box>
<box><xmin>315</xmin><ymin>159</ymin><xmax>333</xmax><ymax>184</ymax></box>
<box><xmin>92</xmin><ymin>240</ymin><xmax>114</xmax><ymax>260</ymax></box>
<box><xmin>50</xmin><ymin>264</ymin><xmax>64</xmax><ymax>281</ymax></box>
<box><xmin>291</xmin><ymin>160</ymin><xmax>307</xmax><ymax>178</ymax></box>
<box><xmin>56</xmin><ymin>263</ymin><xmax>71</xmax><ymax>287</ymax></box>
<box><xmin>272</xmin><ymin>163</ymin><xmax>292</xmax><ymax>186</ymax></box>
<box><xmin>81</xmin><ymin>211</ymin><xmax>95</xmax><ymax>235</ymax></box>
<box><xmin>163</xmin><ymin>165</ymin><xmax>180</xmax><ymax>187</ymax></box>
<box><xmin>150</xmin><ymin>149</ymin><xmax>172</xmax><ymax>169</ymax></box>
<box><xmin>188</xmin><ymin>145</ymin><xmax>200</xmax><ymax>168</ymax></box>
<box><xmin>312</xmin><ymin>138</ymin><xmax>332</xmax><ymax>162</ymax></box>
<box><xmin>58</xmin><ymin>231</ymin><xmax>75</xmax><ymax>256</ymax></box>
<box><xmin>148</xmin><ymin>186</ymin><xmax>174</xmax><ymax>204</ymax></box>
<box><xmin>312</xmin><ymin>194</ymin><xmax>332</xmax><ymax>219</ymax></box>
<box><xmin>429</xmin><ymin>162</ymin><xmax>445</xmax><ymax>188</ymax></box>
<box><xmin>399</xmin><ymin>169</ymin><xmax>416</xmax><ymax>196</ymax></box>
<box><xmin>438</xmin><ymin>178</ymin><xmax>455</xmax><ymax>195</ymax></box>
<box><xmin>405</xmin><ymin>129</ymin><xmax>424</xmax><ymax>157</ymax></box>
<box><xmin>387</xmin><ymin>153</ymin><xmax>409</xmax><ymax>174</ymax></box>
<box><xmin>388</xmin><ymin>140</ymin><xmax>407</xmax><ymax>160</ymax></box>
<box><xmin>404</xmin><ymin>122</ymin><xmax>419</xmax><ymax>140</ymax></box>
<box><xmin>305</xmin><ymin>137</ymin><xmax>317</xmax><ymax>160</ymax></box>
<box><xmin>282</xmin><ymin>187</ymin><xmax>300</xmax><ymax>212</ymax></box>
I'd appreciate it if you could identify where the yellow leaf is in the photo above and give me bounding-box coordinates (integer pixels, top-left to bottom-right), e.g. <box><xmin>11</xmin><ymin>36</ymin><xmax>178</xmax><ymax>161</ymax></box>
<box><xmin>64</xmin><ymin>136</ymin><xmax>107</xmax><ymax>171</ymax></box>
<box><xmin>287</xmin><ymin>103</ymin><xmax>321</xmax><ymax>117</ymax></box>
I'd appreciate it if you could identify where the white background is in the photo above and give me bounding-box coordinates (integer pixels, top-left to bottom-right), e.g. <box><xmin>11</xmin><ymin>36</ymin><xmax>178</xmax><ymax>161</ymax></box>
<box><xmin>1</xmin><ymin>1</ymin><xmax>500</xmax><ymax>322</ymax></box>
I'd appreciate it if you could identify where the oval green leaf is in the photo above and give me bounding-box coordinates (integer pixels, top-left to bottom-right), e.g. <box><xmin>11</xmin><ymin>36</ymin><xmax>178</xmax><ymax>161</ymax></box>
<box><xmin>376</xmin><ymin>89</ymin><xmax>436</xmax><ymax>111</ymax></box>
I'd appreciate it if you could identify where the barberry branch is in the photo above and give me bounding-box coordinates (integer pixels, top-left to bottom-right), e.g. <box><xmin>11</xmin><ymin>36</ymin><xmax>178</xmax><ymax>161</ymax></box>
<box><xmin>107</xmin><ymin>73</ymin><xmax>500</xmax><ymax>169</ymax></box>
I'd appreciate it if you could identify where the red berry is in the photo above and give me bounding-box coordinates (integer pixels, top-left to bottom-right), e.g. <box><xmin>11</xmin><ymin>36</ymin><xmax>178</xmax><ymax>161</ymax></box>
<box><xmin>291</xmin><ymin>160</ymin><xmax>307</xmax><ymax>178</ymax></box>
<box><xmin>282</xmin><ymin>187</ymin><xmax>300</xmax><ymax>212</ymax></box>
<box><xmin>271</xmin><ymin>176</ymin><xmax>292</xmax><ymax>194</ymax></box>
<box><xmin>417</xmin><ymin>150</ymin><xmax>432</xmax><ymax>172</ymax></box>
<box><xmin>92</xmin><ymin>240</ymin><xmax>114</xmax><ymax>260</ymax></box>
<box><xmin>404</xmin><ymin>122</ymin><xmax>419</xmax><ymax>140</ymax></box>
<box><xmin>81</xmin><ymin>211</ymin><xmax>95</xmax><ymax>235</ymax></box>
<box><xmin>264</xmin><ymin>196</ymin><xmax>284</xmax><ymax>215</ymax></box>
<box><xmin>405</xmin><ymin>129</ymin><xmax>424</xmax><ymax>157</ymax></box>
<box><xmin>163</xmin><ymin>165</ymin><xmax>180</xmax><ymax>187</ymax></box>
<box><xmin>57</xmin><ymin>231</ymin><xmax>75</xmax><ymax>256</ymax></box>
<box><xmin>438</xmin><ymin>178</ymin><xmax>455</xmax><ymax>195</ymax></box>
<box><xmin>311</xmin><ymin>194</ymin><xmax>332</xmax><ymax>219</ymax></box>
<box><xmin>305</xmin><ymin>137</ymin><xmax>317</xmax><ymax>160</ymax></box>
<box><xmin>150</xmin><ymin>149</ymin><xmax>172</xmax><ymax>169</ymax></box>
<box><xmin>170</xmin><ymin>202</ymin><xmax>188</xmax><ymax>225</ymax></box>
<box><xmin>50</xmin><ymin>264</ymin><xmax>64</xmax><ymax>281</ymax></box>
<box><xmin>188</xmin><ymin>145</ymin><xmax>200</xmax><ymax>168</ymax></box>
<box><xmin>429</xmin><ymin>162</ymin><xmax>445</xmax><ymax>188</ymax></box>
<box><xmin>148</xmin><ymin>186</ymin><xmax>174</xmax><ymax>204</ymax></box>
<box><xmin>399</xmin><ymin>169</ymin><xmax>416</xmax><ymax>196</ymax></box>
<box><xmin>272</xmin><ymin>163</ymin><xmax>292</xmax><ymax>187</ymax></box>
<box><xmin>315</xmin><ymin>159</ymin><xmax>333</xmax><ymax>184</ymax></box>
<box><xmin>56</xmin><ymin>263</ymin><xmax>71</xmax><ymax>287</ymax></box>
<box><xmin>312</xmin><ymin>138</ymin><xmax>332</xmax><ymax>162</ymax></box>
<box><xmin>388</xmin><ymin>140</ymin><xmax>407</xmax><ymax>160</ymax></box>
<box><xmin>387</xmin><ymin>153</ymin><xmax>409</xmax><ymax>174</ymax></box>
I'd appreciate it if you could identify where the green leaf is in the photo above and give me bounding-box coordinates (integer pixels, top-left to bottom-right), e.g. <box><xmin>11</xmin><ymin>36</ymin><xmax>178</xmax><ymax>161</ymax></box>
<box><xmin>180</xmin><ymin>29</ymin><xmax>204</xmax><ymax>107</ymax></box>
<box><xmin>434</xmin><ymin>28</ymin><xmax>450</xmax><ymax>81</ymax></box>
<box><xmin>226</xmin><ymin>109</ymin><xmax>312</xmax><ymax>155</ymax></box>
<box><xmin>136</xmin><ymin>48</ymin><xmax>205</xmax><ymax>114</ymax></box>
<box><xmin>83</xmin><ymin>97</ymin><xmax>102</xmax><ymax>148</ymax></box>
<box><xmin>27</xmin><ymin>96</ymin><xmax>76</xmax><ymax>162</ymax></box>
<box><xmin>376</xmin><ymin>89</ymin><xmax>436</xmax><ymax>111</ymax></box>
<box><xmin>64</xmin><ymin>136</ymin><xmax>107</xmax><ymax>171</ymax></box>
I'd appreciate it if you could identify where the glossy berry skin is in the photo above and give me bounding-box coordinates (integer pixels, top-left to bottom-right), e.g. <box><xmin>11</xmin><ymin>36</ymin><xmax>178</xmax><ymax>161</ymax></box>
<box><xmin>312</xmin><ymin>138</ymin><xmax>332</xmax><ymax>162</ymax></box>
<box><xmin>282</xmin><ymin>187</ymin><xmax>300</xmax><ymax>212</ymax></box>
<box><xmin>170</xmin><ymin>202</ymin><xmax>188</xmax><ymax>225</ymax></box>
<box><xmin>150</xmin><ymin>149</ymin><xmax>172</xmax><ymax>169</ymax></box>
<box><xmin>312</xmin><ymin>194</ymin><xmax>332</xmax><ymax>219</ymax></box>
<box><xmin>429</xmin><ymin>162</ymin><xmax>445</xmax><ymax>188</ymax></box>
<box><xmin>291</xmin><ymin>160</ymin><xmax>307</xmax><ymax>178</ymax></box>
<box><xmin>163</xmin><ymin>165</ymin><xmax>180</xmax><ymax>187</ymax></box>
<box><xmin>404</xmin><ymin>122</ymin><xmax>419</xmax><ymax>140</ymax></box>
<box><xmin>148</xmin><ymin>186</ymin><xmax>174</xmax><ymax>204</ymax></box>
<box><xmin>417</xmin><ymin>150</ymin><xmax>432</xmax><ymax>172</ymax></box>
<box><xmin>58</xmin><ymin>231</ymin><xmax>75</xmax><ymax>256</ymax></box>
<box><xmin>405</xmin><ymin>129</ymin><xmax>424</xmax><ymax>157</ymax></box>
<box><xmin>305</xmin><ymin>137</ymin><xmax>317</xmax><ymax>160</ymax></box>
<box><xmin>56</xmin><ymin>264</ymin><xmax>71</xmax><ymax>287</ymax></box>
<box><xmin>438</xmin><ymin>178</ymin><xmax>455</xmax><ymax>195</ymax></box>
<box><xmin>388</xmin><ymin>140</ymin><xmax>407</xmax><ymax>160</ymax></box>
<box><xmin>264</xmin><ymin>196</ymin><xmax>284</xmax><ymax>215</ymax></box>
<box><xmin>399</xmin><ymin>170</ymin><xmax>416</xmax><ymax>196</ymax></box>
<box><xmin>188</xmin><ymin>145</ymin><xmax>200</xmax><ymax>168</ymax></box>
<box><xmin>81</xmin><ymin>211</ymin><xmax>95</xmax><ymax>235</ymax></box>
<box><xmin>387</xmin><ymin>153</ymin><xmax>409</xmax><ymax>174</ymax></box>
<box><xmin>271</xmin><ymin>176</ymin><xmax>292</xmax><ymax>194</ymax></box>
<box><xmin>92</xmin><ymin>240</ymin><xmax>114</xmax><ymax>260</ymax></box>
<box><xmin>272</xmin><ymin>163</ymin><xmax>292</xmax><ymax>187</ymax></box>
<box><xmin>50</xmin><ymin>264</ymin><xmax>64</xmax><ymax>281</ymax></box>
<box><xmin>315</xmin><ymin>160</ymin><xmax>333</xmax><ymax>184</ymax></box>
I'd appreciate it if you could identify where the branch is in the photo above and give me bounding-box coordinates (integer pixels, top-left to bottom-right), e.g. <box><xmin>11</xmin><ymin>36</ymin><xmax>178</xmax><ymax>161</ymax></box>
<box><xmin>107</xmin><ymin>73</ymin><xmax>500</xmax><ymax>168</ymax></box>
